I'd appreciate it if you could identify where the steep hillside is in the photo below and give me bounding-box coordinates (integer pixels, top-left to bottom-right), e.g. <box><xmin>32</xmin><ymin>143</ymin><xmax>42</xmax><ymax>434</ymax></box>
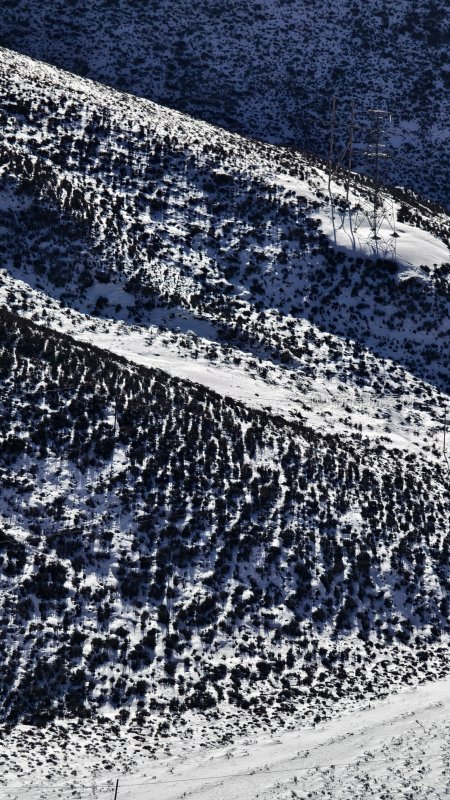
<box><xmin>1</xmin><ymin>309</ymin><xmax>450</xmax><ymax>735</ymax></box>
<box><xmin>3</xmin><ymin>676</ymin><xmax>450</xmax><ymax>798</ymax></box>
<box><xmin>1</xmin><ymin>46</ymin><xmax>449</xmax><ymax>402</ymax></box>
<box><xmin>0</xmin><ymin>1</ymin><xmax>449</xmax><ymax>205</ymax></box>
<box><xmin>1</xmin><ymin>46</ymin><xmax>450</xmax><ymax>760</ymax></box>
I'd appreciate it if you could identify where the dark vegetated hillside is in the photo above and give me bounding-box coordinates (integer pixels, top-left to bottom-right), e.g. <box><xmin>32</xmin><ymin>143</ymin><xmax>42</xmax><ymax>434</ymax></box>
<box><xmin>0</xmin><ymin>1</ymin><xmax>449</xmax><ymax>206</ymax></box>
<box><xmin>1</xmin><ymin>308</ymin><xmax>450</xmax><ymax>727</ymax></box>
<box><xmin>1</xmin><ymin>48</ymin><xmax>450</xmax><ymax>394</ymax></box>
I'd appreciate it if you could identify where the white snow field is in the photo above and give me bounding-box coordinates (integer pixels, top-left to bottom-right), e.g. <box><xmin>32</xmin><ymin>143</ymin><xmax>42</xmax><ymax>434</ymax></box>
<box><xmin>1</xmin><ymin>266</ymin><xmax>449</xmax><ymax>463</ymax></box>
<box><xmin>0</xmin><ymin>48</ymin><xmax>449</xmax><ymax>464</ymax></box>
<box><xmin>1</xmin><ymin>45</ymin><xmax>450</xmax><ymax>800</ymax></box>
<box><xmin>317</xmin><ymin>183</ymin><xmax>450</xmax><ymax>269</ymax></box>
<box><xmin>1</xmin><ymin>676</ymin><xmax>450</xmax><ymax>799</ymax></box>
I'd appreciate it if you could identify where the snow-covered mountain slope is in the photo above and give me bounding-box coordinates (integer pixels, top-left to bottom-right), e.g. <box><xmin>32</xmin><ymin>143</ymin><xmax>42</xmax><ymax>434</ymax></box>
<box><xmin>0</xmin><ymin>1</ymin><xmax>449</xmax><ymax>207</ymax></box>
<box><xmin>1</xmin><ymin>47</ymin><xmax>450</xmax><ymax>745</ymax></box>
<box><xmin>1</xmin><ymin>46</ymin><xmax>449</xmax><ymax>400</ymax></box>
<box><xmin>1</xmin><ymin>309</ymin><xmax>450</xmax><ymax>732</ymax></box>
<box><xmin>3</xmin><ymin>675</ymin><xmax>450</xmax><ymax>799</ymax></box>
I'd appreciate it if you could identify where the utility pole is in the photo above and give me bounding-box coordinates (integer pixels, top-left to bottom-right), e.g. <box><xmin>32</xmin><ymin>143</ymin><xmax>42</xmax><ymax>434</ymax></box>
<box><xmin>328</xmin><ymin>95</ymin><xmax>336</xmax><ymax>194</ymax></box>
<box><xmin>444</xmin><ymin>409</ymin><xmax>450</xmax><ymax>475</ymax></box>
<box><xmin>345</xmin><ymin>100</ymin><xmax>355</xmax><ymax>205</ymax></box>
<box><xmin>110</xmin><ymin>394</ymin><xmax>118</xmax><ymax>481</ymax></box>
<box><xmin>113</xmin><ymin>778</ymin><xmax>119</xmax><ymax>800</ymax></box>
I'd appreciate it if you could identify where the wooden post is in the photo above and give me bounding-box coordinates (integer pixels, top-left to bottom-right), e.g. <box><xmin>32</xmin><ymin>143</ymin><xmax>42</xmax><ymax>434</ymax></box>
<box><xmin>113</xmin><ymin>778</ymin><xmax>119</xmax><ymax>800</ymax></box>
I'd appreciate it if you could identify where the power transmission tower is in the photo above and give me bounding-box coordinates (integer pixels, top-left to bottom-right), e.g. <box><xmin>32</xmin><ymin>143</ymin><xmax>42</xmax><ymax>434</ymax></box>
<box><xmin>327</xmin><ymin>96</ymin><xmax>355</xmax><ymax>200</ymax></box>
<box><xmin>365</xmin><ymin>109</ymin><xmax>392</xmax><ymax>238</ymax></box>
<box><xmin>326</xmin><ymin>99</ymin><xmax>397</xmax><ymax>260</ymax></box>
<box><xmin>326</xmin><ymin>97</ymin><xmax>357</xmax><ymax>252</ymax></box>
<box><xmin>354</xmin><ymin>108</ymin><xmax>397</xmax><ymax>259</ymax></box>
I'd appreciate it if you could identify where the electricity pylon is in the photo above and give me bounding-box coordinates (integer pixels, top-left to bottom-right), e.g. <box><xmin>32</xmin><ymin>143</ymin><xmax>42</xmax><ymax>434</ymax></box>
<box><xmin>326</xmin><ymin>100</ymin><xmax>397</xmax><ymax>260</ymax></box>
<box><xmin>356</xmin><ymin>108</ymin><xmax>397</xmax><ymax>259</ymax></box>
<box><xmin>327</xmin><ymin>96</ymin><xmax>355</xmax><ymax>202</ymax></box>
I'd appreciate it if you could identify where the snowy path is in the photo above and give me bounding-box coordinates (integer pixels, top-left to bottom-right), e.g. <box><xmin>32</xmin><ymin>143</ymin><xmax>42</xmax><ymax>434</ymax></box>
<box><xmin>117</xmin><ymin>677</ymin><xmax>450</xmax><ymax>800</ymax></box>
<box><xmin>2</xmin><ymin>676</ymin><xmax>450</xmax><ymax>799</ymax></box>
<box><xmin>1</xmin><ymin>268</ymin><xmax>448</xmax><ymax>459</ymax></box>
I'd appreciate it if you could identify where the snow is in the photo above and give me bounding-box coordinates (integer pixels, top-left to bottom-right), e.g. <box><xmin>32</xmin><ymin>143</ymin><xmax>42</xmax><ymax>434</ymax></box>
<box><xmin>1</xmin><ymin>44</ymin><xmax>450</xmax><ymax>800</ymax></box>
<box><xmin>1</xmin><ymin>266</ymin><xmax>448</xmax><ymax>462</ymax></box>
<box><xmin>119</xmin><ymin>677</ymin><xmax>450</xmax><ymax>799</ymax></box>
<box><xmin>1</xmin><ymin>0</ymin><xmax>448</xmax><ymax>208</ymax></box>
<box><xmin>318</xmin><ymin>204</ymin><xmax>449</xmax><ymax>270</ymax></box>
<box><xmin>2</xmin><ymin>675</ymin><xmax>450</xmax><ymax>799</ymax></box>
